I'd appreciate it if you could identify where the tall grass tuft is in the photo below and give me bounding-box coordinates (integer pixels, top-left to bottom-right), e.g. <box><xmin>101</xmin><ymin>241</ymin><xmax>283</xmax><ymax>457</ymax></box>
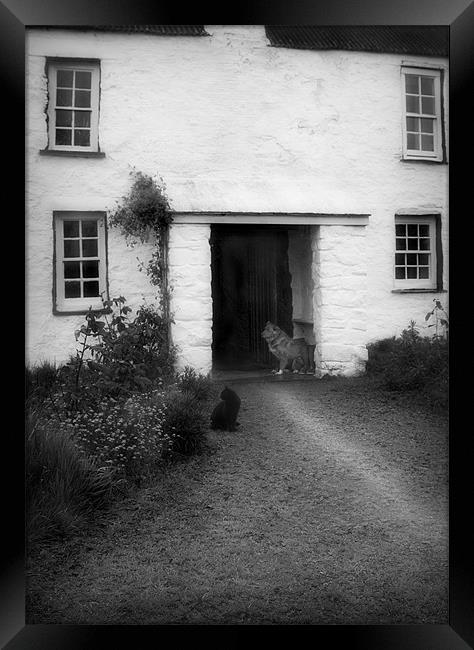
<box><xmin>25</xmin><ymin>362</ymin><xmax>60</xmax><ymax>408</ymax></box>
<box><xmin>26</xmin><ymin>413</ymin><xmax>114</xmax><ymax>546</ymax></box>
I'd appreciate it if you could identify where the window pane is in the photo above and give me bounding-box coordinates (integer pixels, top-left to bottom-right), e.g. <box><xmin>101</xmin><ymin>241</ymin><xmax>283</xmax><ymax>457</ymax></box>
<box><xmin>395</xmin><ymin>224</ymin><xmax>406</xmax><ymax>236</ymax></box>
<box><xmin>74</xmin><ymin>129</ymin><xmax>91</xmax><ymax>147</ymax></box>
<box><xmin>56</xmin><ymin>88</ymin><xmax>72</xmax><ymax>106</ymax></box>
<box><xmin>64</xmin><ymin>221</ymin><xmax>79</xmax><ymax>237</ymax></box>
<box><xmin>65</xmin><ymin>281</ymin><xmax>81</xmax><ymax>298</ymax></box>
<box><xmin>407</xmin><ymin>254</ymin><xmax>417</xmax><ymax>265</ymax></box>
<box><xmin>83</xmin><ymin>281</ymin><xmax>100</xmax><ymax>297</ymax></box>
<box><xmin>406</xmin><ymin>95</ymin><xmax>419</xmax><ymax>113</ymax></box>
<box><xmin>407</xmin><ymin>224</ymin><xmax>418</xmax><ymax>236</ymax></box>
<box><xmin>75</xmin><ymin>70</ymin><xmax>92</xmax><ymax>89</ymax></box>
<box><xmin>419</xmin><ymin>267</ymin><xmax>430</xmax><ymax>279</ymax></box>
<box><xmin>407</xmin><ymin>267</ymin><xmax>417</xmax><ymax>279</ymax></box>
<box><xmin>419</xmin><ymin>238</ymin><xmax>431</xmax><ymax>251</ymax></box>
<box><xmin>421</xmin><ymin>134</ymin><xmax>434</xmax><ymax>151</ymax></box>
<box><xmin>82</xmin><ymin>260</ymin><xmax>99</xmax><ymax>278</ymax></box>
<box><xmin>420</xmin><ymin>76</ymin><xmax>434</xmax><ymax>95</ymax></box>
<box><xmin>419</xmin><ymin>225</ymin><xmax>429</xmax><ymax>237</ymax></box>
<box><xmin>56</xmin><ymin>109</ymin><xmax>73</xmax><ymax>127</ymax></box>
<box><xmin>395</xmin><ymin>267</ymin><xmax>406</xmax><ymax>279</ymax></box>
<box><xmin>407</xmin><ymin>238</ymin><xmax>418</xmax><ymax>250</ymax></box>
<box><xmin>82</xmin><ymin>239</ymin><xmax>98</xmax><ymax>257</ymax></box>
<box><xmin>64</xmin><ymin>261</ymin><xmax>81</xmax><ymax>278</ymax></box>
<box><xmin>81</xmin><ymin>220</ymin><xmax>98</xmax><ymax>237</ymax></box>
<box><xmin>74</xmin><ymin>89</ymin><xmax>91</xmax><ymax>108</ymax></box>
<box><xmin>406</xmin><ymin>117</ymin><xmax>419</xmax><ymax>132</ymax></box>
<box><xmin>396</xmin><ymin>238</ymin><xmax>406</xmax><ymax>251</ymax></box>
<box><xmin>407</xmin><ymin>133</ymin><xmax>419</xmax><ymax>150</ymax></box>
<box><xmin>418</xmin><ymin>254</ymin><xmax>430</xmax><ymax>265</ymax></box>
<box><xmin>421</xmin><ymin>96</ymin><xmax>435</xmax><ymax>115</ymax></box>
<box><xmin>395</xmin><ymin>254</ymin><xmax>405</xmax><ymax>265</ymax></box>
<box><xmin>57</xmin><ymin>69</ymin><xmax>74</xmax><ymax>87</ymax></box>
<box><xmin>55</xmin><ymin>129</ymin><xmax>72</xmax><ymax>146</ymax></box>
<box><xmin>420</xmin><ymin>118</ymin><xmax>434</xmax><ymax>133</ymax></box>
<box><xmin>405</xmin><ymin>75</ymin><xmax>419</xmax><ymax>93</ymax></box>
<box><xmin>74</xmin><ymin>111</ymin><xmax>91</xmax><ymax>128</ymax></box>
<box><xmin>64</xmin><ymin>240</ymin><xmax>80</xmax><ymax>257</ymax></box>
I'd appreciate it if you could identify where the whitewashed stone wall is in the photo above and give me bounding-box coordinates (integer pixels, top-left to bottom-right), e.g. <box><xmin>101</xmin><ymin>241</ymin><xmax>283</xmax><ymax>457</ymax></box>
<box><xmin>311</xmin><ymin>225</ymin><xmax>369</xmax><ymax>376</ymax></box>
<box><xmin>25</xmin><ymin>26</ymin><xmax>448</xmax><ymax>370</ymax></box>
<box><xmin>168</xmin><ymin>225</ymin><xmax>213</xmax><ymax>374</ymax></box>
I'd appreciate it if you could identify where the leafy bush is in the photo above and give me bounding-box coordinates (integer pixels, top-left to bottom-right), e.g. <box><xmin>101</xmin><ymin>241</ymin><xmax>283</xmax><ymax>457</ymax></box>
<box><xmin>175</xmin><ymin>366</ymin><xmax>217</xmax><ymax>402</ymax></box>
<box><xmin>160</xmin><ymin>387</ymin><xmax>209</xmax><ymax>456</ymax></box>
<box><xmin>366</xmin><ymin>321</ymin><xmax>448</xmax><ymax>409</ymax></box>
<box><xmin>108</xmin><ymin>170</ymin><xmax>172</xmax><ymax>244</ymax></box>
<box><xmin>60</xmin><ymin>390</ymin><xmax>174</xmax><ymax>485</ymax></box>
<box><xmin>25</xmin><ymin>300</ymin><xmax>217</xmax><ymax>546</ymax></box>
<box><xmin>68</xmin><ymin>296</ymin><xmax>176</xmax><ymax>403</ymax></box>
<box><xmin>26</xmin><ymin>414</ymin><xmax>113</xmax><ymax>544</ymax></box>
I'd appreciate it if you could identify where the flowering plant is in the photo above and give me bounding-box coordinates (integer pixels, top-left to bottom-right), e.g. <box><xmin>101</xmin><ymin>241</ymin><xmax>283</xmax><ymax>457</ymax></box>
<box><xmin>61</xmin><ymin>390</ymin><xmax>174</xmax><ymax>484</ymax></box>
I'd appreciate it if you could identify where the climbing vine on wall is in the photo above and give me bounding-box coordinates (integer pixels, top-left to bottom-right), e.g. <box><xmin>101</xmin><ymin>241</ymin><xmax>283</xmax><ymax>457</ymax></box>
<box><xmin>108</xmin><ymin>169</ymin><xmax>174</xmax><ymax>324</ymax></box>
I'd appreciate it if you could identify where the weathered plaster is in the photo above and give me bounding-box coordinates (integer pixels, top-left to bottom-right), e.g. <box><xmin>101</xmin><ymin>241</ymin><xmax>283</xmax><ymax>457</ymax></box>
<box><xmin>168</xmin><ymin>225</ymin><xmax>213</xmax><ymax>374</ymax></box>
<box><xmin>26</xmin><ymin>26</ymin><xmax>448</xmax><ymax>371</ymax></box>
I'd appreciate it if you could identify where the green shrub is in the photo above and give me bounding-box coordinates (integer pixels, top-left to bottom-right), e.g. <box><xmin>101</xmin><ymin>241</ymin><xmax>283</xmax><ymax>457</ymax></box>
<box><xmin>366</xmin><ymin>322</ymin><xmax>448</xmax><ymax>409</ymax></box>
<box><xmin>160</xmin><ymin>387</ymin><xmax>209</xmax><ymax>456</ymax></box>
<box><xmin>66</xmin><ymin>296</ymin><xmax>176</xmax><ymax>404</ymax></box>
<box><xmin>175</xmin><ymin>366</ymin><xmax>217</xmax><ymax>402</ymax></box>
<box><xmin>26</xmin><ymin>414</ymin><xmax>113</xmax><ymax>544</ymax></box>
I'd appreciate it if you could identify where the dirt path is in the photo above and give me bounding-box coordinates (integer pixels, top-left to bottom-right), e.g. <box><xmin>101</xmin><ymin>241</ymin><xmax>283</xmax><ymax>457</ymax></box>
<box><xmin>26</xmin><ymin>378</ymin><xmax>448</xmax><ymax>625</ymax></box>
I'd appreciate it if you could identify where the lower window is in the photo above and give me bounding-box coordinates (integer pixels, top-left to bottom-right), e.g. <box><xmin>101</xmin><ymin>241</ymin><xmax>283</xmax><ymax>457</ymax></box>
<box><xmin>394</xmin><ymin>215</ymin><xmax>440</xmax><ymax>290</ymax></box>
<box><xmin>54</xmin><ymin>211</ymin><xmax>108</xmax><ymax>312</ymax></box>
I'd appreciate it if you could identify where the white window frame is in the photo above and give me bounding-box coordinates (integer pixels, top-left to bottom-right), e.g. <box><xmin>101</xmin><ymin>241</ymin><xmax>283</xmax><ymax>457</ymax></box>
<box><xmin>394</xmin><ymin>215</ymin><xmax>437</xmax><ymax>290</ymax></box>
<box><xmin>47</xmin><ymin>59</ymin><xmax>100</xmax><ymax>153</ymax></box>
<box><xmin>401</xmin><ymin>66</ymin><xmax>443</xmax><ymax>162</ymax></box>
<box><xmin>54</xmin><ymin>212</ymin><xmax>108</xmax><ymax>313</ymax></box>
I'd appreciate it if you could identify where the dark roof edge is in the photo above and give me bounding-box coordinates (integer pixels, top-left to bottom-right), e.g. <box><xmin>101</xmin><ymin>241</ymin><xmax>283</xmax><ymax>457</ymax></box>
<box><xmin>267</xmin><ymin>42</ymin><xmax>448</xmax><ymax>57</ymax></box>
<box><xmin>26</xmin><ymin>25</ymin><xmax>210</xmax><ymax>36</ymax></box>
<box><xmin>265</xmin><ymin>25</ymin><xmax>448</xmax><ymax>58</ymax></box>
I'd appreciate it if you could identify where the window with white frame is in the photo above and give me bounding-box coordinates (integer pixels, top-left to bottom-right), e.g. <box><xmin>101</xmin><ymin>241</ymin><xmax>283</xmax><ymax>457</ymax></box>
<box><xmin>394</xmin><ymin>216</ymin><xmax>438</xmax><ymax>289</ymax></box>
<box><xmin>46</xmin><ymin>59</ymin><xmax>100</xmax><ymax>152</ymax></box>
<box><xmin>401</xmin><ymin>67</ymin><xmax>443</xmax><ymax>161</ymax></box>
<box><xmin>54</xmin><ymin>212</ymin><xmax>107</xmax><ymax>312</ymax></box>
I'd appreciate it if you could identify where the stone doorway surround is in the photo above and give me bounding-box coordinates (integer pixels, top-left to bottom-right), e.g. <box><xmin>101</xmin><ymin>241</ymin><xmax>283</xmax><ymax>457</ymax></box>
<box><xmin>168</xmin><ymin>212</ymin><xmax>370</xmax><ymax>377</ymax></box>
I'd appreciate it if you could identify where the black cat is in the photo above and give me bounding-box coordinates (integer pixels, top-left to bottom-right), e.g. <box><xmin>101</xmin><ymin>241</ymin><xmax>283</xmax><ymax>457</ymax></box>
<box><xmin>210</xmin><ymin>386</ymin><xmax>241</xmax><ymax>432</ymax></box>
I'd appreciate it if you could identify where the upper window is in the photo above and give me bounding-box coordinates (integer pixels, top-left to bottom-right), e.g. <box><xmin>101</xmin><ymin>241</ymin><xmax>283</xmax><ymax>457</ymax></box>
<box><xmin>401</xmin><ymin>67</ymin><xmax>443</xmax><ymax>162</ymax></box>
<box><xmin>46</xmin><ymin>59</ymin><xmax>100</xmax><ymax>153</ymax></box>
<box><xmin>54</xmin><ymin>212</ymin><xmax>108</xmax><ymax>313</ymax></box>
<box><xmin>394</xmin><ymin>216</ymin><xmax>439</xmax><ymax>290</ymax></box>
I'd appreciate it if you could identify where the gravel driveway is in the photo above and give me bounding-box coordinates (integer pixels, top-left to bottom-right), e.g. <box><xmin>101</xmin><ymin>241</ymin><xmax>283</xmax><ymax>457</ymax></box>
<box><xmin>26</xmin><ymin>377</ymin><xmax>448</xmax><ymax>625</ymax></box>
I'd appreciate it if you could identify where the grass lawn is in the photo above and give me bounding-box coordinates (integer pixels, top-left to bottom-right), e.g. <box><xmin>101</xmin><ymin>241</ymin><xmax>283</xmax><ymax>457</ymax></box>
<box><xmin>26</xmin><ymin>376</ymin><xmax>448</xmax><ymax>625</ymax></box>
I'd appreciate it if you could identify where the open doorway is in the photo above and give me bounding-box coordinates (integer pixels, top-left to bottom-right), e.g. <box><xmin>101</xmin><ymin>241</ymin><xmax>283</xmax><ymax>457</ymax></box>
<box><xmin>210</xmin><ymin>225</ymin><xmax>293</xmax><ymax>371</ymax></box>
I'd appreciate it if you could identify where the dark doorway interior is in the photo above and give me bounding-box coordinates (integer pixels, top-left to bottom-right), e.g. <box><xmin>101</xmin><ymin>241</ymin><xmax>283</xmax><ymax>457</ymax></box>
<box><xmin>211</xmin><ymin>225</ymin><xmax>293</xmax><ymax>370</ymax></box>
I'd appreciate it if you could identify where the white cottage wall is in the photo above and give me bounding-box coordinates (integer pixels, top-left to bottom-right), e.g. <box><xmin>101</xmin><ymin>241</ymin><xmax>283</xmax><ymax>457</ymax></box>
<box><xmin>312</xmin><ymin>225</ymin><xmax>369</xmax><ymax>376</ymax></box>
<box><xmin>26</xmin><ymin>26</ymin><xmax>448</xmax><ymax>369</ymax></box>
<box><xmin>168</xmin><ymin>225</ymin><xmax>213</xmax><ymax>374</ymax></box>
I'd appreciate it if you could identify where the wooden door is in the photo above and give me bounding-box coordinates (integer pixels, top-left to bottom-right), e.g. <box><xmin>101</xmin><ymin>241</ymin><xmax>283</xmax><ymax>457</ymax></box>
<box><xmin>211</xmin><ymin>226</ymin><xmax>292</xmax><ymax>370</ymax></box>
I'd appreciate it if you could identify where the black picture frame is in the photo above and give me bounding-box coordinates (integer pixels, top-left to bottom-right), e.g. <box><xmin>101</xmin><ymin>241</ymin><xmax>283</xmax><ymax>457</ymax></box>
<box><xmin>4</xmin><ymin>0</ymin><xmax>473</xmax><ymax>646</ymax></box>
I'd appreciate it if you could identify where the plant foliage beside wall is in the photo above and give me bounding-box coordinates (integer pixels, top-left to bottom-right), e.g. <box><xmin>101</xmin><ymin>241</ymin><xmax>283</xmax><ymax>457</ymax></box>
<box><xmin>108</xmin><ymin>169</ymin><xmax>174</xmax><ymax>321</ymax></box>
<box><xmin>109</xmin><ymin>170</ymin><xmax>173</xmax><ymax>243</ymax></box>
